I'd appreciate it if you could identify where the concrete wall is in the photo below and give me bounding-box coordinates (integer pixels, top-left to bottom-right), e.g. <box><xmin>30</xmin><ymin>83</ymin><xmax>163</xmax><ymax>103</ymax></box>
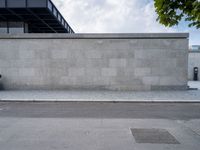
<box><xmin>188</xmin><ymin>51</ymin><xmax>200</xmax><ymax>80</ymax></box>
<box><xmin>0</xmin><ymin>33</ymin><xmax>189</xmax><ymax>91</ymax></box>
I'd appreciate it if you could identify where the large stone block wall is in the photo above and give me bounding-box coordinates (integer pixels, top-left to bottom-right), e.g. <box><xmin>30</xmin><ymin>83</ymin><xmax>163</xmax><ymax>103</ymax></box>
<box><xmin>0</xmin><ymin>33</ymin><xmax>189</xmax><ymax>91</ymax></box>
<box><xmin>188</xmin><ymin>51</ymin><xmax>200</xmax><ymax>80</ymax></box>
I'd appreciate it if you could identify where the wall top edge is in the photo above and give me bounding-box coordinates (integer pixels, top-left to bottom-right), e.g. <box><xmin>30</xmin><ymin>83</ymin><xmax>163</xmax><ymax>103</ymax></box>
<box><xmin>189</xmin><ymin>50</ymin><xmax>200</xmax><ymax>53</ymax></box>
<box><xmin>0</xmin><ymin>33</ymin><xmax>189</xmax><ymax>39</ymax></box>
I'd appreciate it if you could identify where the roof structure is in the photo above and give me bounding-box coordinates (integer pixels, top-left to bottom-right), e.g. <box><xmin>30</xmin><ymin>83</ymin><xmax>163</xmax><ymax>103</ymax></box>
<box><xmin>0</xmin><ymin>0</ymin><xmax>74</xmax><ymax>33</ymax></box>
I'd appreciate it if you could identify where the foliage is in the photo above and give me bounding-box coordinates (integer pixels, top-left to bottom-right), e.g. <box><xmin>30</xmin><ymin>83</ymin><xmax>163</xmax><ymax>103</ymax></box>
<box><xmin>154</xmin><ymin>0</ymin><xmax>200</xmax><ymax>28</ymax></box>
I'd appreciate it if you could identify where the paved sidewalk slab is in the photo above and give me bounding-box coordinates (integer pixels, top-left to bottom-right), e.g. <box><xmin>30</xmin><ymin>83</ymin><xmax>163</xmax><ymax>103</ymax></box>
<box><xmin>0</xmin><ymin>81</ymin><xmax>199</xmax><ymax>102</ymax></box>
<box><xmin>188</xmin><ymin>81</ymin><xmax>200</xmax><ymax>89</ymax></box>
<box><xmin>0</xmin><ymin>90</ymin><xmax>200</xmax><ymax>102</ymax></box>
<box><xmin>0</xmin><ymin>118</ymin><xmax>199</xmax><ymax>150</ymax></box>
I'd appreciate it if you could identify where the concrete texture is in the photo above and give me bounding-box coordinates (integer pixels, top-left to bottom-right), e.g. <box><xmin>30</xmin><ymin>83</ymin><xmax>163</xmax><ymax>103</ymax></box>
<box><xmin>188</xmin><ymin>51</ymin><xmax>200</xmax><ymax>80</ymax></box>
<box><xmin>0</xmin><ymin>33</ymin><xmax>189</xmax><ymax>39</ymax></box>
<box><xmin>0</xmin><ymin>102</ymin><xmax>200</xmax><ymax>150</ymax></box>
<box><xmin>0</xmin><ymin>33</ymin><xmax>189</xmax><ymax>91</ymax></box>
<box><xmin>188</xmin><ymin>81</ymin><xmax>200</xmax><ymax>89</ymax></box>
<box><xmin>0</xmin><ymin>81</ymin><xmax>199</xmax><ymax>102</ymax></box>
<box><xmin>0</xmin><ymin>102</ymin><xmax>200</xmax><ymax>119</ymax></box>
<box><xmin>0</xmin><ymin>118</ymin><xmax>199</xmax><ymax>150</ymax></box>
<box><xmin>0</xmin><ymin>90</ymin><xmax>200</xmax><ymax>102</ymax></box>
<box><xmin>0</xmin><ymin>89</ymin><xmax>200</xmax><ymax>102</ymax></box>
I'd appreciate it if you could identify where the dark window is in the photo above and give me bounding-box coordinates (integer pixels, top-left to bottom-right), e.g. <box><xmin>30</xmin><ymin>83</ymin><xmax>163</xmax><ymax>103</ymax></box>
<box><xmin>47</xmin><ymin>0</ymin><xmax>53</xmax><ymax>11</ymax></box>
<box><xmin>7</xmin><ymin>0</ymin><xmax>26</xmax><ymax>7</ymax></box>
<box><xmin>27</xmin><ymin>0</ymin><xmax>46</xmax><ymax>7</ymax></box>
<box><xmin>24</xmin><ymin>23</ymin><xmax>29</xmax><ymax>33</ymax></box>
<box><xmin>53</xmin><ymin>8</ymin><xmax>57</xmax><ymax>17</ymax></box>
<box><xmin>0</xmin><ymin>0</ymin><xmax>5</xmax><ymax>8</ymax></box>
<box><xmin>0</xmin><ymin>22</ymin><xmax>7</xmax><ymax>33</ymax></box>
<box><xmin>58</xmin><ymin>13</ymin><xmax>61</xmax><ymax>21</ymax></box>
<box><xmin>8</xmin><ymin>22</ymin><xmax>24</xmax><ymax>33</ymax></box>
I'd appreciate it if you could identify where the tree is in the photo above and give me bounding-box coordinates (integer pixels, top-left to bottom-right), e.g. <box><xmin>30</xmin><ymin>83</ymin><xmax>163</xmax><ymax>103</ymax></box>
<box><xmin>154</xmin><ymin>0</ymin><xmax>200</xmax><ymax>28</ymax></box>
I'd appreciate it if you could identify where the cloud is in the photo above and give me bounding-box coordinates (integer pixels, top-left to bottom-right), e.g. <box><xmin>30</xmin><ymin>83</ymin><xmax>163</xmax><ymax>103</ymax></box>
<box><xmin>52</xmin><ymin>0</ymin><xmax>200</xmax><ymax>45</ymax></box>
<box><xmin>52</xmin><ymin>0</ymin><xmax>174</xmax><ymax>33</ymax></box>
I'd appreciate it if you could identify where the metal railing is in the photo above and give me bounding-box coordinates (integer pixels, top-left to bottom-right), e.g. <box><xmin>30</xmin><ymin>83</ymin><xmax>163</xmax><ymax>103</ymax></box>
<box><xmin>47</xmin><ymin>0</ymin><xmax>74</xmax><ymax>33</ymax></box>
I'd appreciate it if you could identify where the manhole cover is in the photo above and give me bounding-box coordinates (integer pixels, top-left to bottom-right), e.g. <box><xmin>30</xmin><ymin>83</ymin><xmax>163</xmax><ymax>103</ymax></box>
<box><xmin>131</xmin><ymin>128</ymin><xmax>180</xmax><ymax>144</ymax></box>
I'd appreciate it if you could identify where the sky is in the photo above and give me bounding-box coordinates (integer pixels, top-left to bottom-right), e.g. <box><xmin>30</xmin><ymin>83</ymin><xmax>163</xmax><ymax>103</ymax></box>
<box><xmin>52</xmin><ymin>0</ymin><xmax>200</xmax><ymax>46</ymax></box>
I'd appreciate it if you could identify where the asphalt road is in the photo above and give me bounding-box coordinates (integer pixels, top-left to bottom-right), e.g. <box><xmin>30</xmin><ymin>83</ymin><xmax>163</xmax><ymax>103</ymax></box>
<box><xmin>0</xmin><ymin>102</ymin><xmax>200</xmax><ymax>120</ymax></box>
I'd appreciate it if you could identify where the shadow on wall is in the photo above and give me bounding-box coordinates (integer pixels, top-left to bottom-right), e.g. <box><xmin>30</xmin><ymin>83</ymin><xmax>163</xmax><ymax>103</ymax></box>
<box><xmin>0</xmin><ymin>74</ymin><xmax>4</xmax><ymax>90</ymax></box>
<box><xmin>0</xmin><ymin>84</ymin><xmax>4</xmax><ymax>90</ymax></box>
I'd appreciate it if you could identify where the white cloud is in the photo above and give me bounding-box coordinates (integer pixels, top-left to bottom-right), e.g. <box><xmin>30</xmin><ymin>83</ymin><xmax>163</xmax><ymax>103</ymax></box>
<box><xmin>52</xmin><ymin>0</ymin><xmax>199</xmax><ymax>45</ymax></box>
<box><xmin>51</xmin><ymin>0</ymin><xmax>175</xmax><ymax>33</ymax></box>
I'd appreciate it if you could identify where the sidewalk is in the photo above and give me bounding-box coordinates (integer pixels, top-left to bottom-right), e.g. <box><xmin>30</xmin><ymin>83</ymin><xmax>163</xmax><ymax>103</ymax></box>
<box><xmin>0</xmin><ymin>90</ymin><xmax>200</xmax><ymax>102</ymax></box>
<box><xmin>188</xmin><ymin>81</ymin><xmax>200</xmax><ymax>89</ymax></box>
<box><xmin>0</xmin><ymin>117</ymin><xmax>199</xmax><ymax>150</ymax></box>
<box><xmin>0</xmin><ymin>81</ymin><xmax>199</xmax><ymax>102</ymax></box>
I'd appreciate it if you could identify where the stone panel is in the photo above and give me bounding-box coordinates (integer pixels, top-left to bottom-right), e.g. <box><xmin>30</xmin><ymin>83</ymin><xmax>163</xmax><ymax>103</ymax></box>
<box><xmin>102</xmin><ymin>68</ymin><xmax>117</xmax><ymax>77</ymax></box>
<box><xmin>68</xmin><ymin>68</ymin><xmax>85</xmax><ymax>77</ymax></box>
<box><xmin>0</xmin><ymin>33</ymin><xmax>188</xmax><ymax>91</ymax></box>
<box><xmin>109</xmin><ymin>58</ymin><xmax>127</xmax><ymax>67</ymax></box>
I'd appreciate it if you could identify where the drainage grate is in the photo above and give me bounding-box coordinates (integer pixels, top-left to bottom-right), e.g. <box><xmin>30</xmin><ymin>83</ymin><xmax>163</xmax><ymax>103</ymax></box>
<box><xmin>131</xmin><ymin>128</ymin><xmax>180</xmax><ymax>144</ymax></box>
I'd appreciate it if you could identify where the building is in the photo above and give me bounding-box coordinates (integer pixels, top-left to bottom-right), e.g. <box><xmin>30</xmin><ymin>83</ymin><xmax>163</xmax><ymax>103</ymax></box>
<box><xmin>0</xmin><ymin>1</ymin><xmax>189</xmax><ymax>91</ymax></box>
<box><xmin>0</xmin><ymin>0</ymin><xmax>74</xmax><ymax>33</ymax></box>
<box><xmin>188</xmin><ymin>45</ymin><xmax>200</xmax><ymax>80</ymax></box>
<box><xmin>0</xmin><ymin>33</ymin><xmax>189</xmax><ymax>91</ymax></box>
<box><xmin>190</xmin><ymin>45</ymin><xmax>200</xmax><ymax>51</ymax></box>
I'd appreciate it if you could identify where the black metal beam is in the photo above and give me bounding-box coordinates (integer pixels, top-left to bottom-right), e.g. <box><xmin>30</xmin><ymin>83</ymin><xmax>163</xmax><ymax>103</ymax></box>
<box><xmin>6</xmin><ymin>9</ymin><xmax>24</xmax><ymax>21</ymax></box>
<box><xmin>27</xmin><ymin>8</ymin><xmax>57</xmax><ymax>33</ymax></box>
<box><xmin>5</xmin><ymin>9</ymin><xmax>44</xmax><ymax>33</ymax></box>
<box><xmin>0</xmin><ymin>0</ymin><xmax>74</xmax><ymax>33</ymax></box>
<box><xmin>0</xmin><ymin>14</ymin><xmax>6</xmax><ymax>20</ymax></box>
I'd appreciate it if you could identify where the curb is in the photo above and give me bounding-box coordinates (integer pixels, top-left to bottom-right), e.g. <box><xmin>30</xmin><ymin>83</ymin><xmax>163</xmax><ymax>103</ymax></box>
<box><xmin>1</xmin><ymin>99</ymin><xmax>200</xmax><ymax>103</ymax></box>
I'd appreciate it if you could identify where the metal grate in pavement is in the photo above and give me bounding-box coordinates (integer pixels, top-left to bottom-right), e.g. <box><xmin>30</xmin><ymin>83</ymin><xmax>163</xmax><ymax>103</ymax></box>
<box><xmin>131</xmin><ymin>128</ymin><xmax>180</xmax><ymax>144</ymax></box>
